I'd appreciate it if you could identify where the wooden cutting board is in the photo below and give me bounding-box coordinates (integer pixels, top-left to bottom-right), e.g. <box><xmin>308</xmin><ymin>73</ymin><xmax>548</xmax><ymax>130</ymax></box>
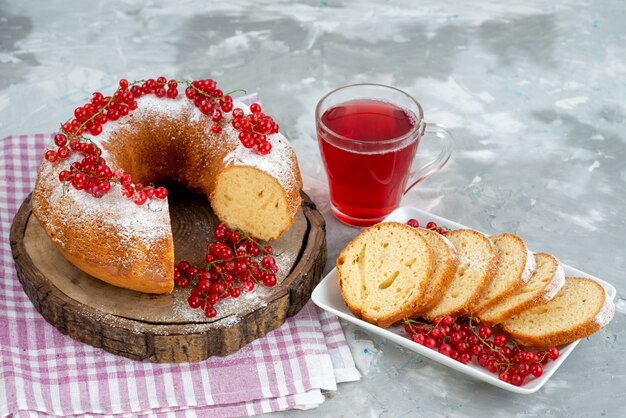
<box><xmin>9</xmin><ymin>189</ymin><xmax>326</xmax><ymax>363</ymax></box>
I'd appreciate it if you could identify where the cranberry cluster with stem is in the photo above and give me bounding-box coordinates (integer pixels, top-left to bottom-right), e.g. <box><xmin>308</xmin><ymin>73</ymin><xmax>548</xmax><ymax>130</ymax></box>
<box><xmin>183</xmin><ymin>78</ymin><xmax>235</xmax><ymax>134</ymax></box>
<box><xmin>406</xmin><ymin>218</ymin><xmax>450</xmax><ymax>236</ymax></box>
<box><xmin>231</xmin><ymin>103</ymin><xmax>279</xmax><ymax>155</ymax></box>
<box><xmin>45</xmin><ymin>76</ymin><xmax>280</xmax><ymax>204</ymax></box>
<box><xmin>403</xmin><ymin>315</ymin><xmax>559</xmax><ymax>386</ymax></box>
<box><xmin>175</xmin><ymin>223</ymin><xmax>280</xmax><ymax>318</ymax></box>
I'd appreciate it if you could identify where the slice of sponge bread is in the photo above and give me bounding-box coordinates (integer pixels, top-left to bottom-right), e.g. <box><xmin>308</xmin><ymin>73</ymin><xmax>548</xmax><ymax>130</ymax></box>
<box><xmin>408</xmin><ymin>227</ymin><xmax>459</xmax><ymax>316</ymax></box>
<box><xmin>478</xmin><ymin>252</ymin><xmax>565</xmax><ymax>325</ymax></box>
<box><xmin>501</xmin><ymin>277</ymin><xmax>614</xmax><ymax>349</ymax></box>
<box><xmin>337</xmin><ymin>222</ymin><xmax>434</xmax><ymax>328</ymax></box>
<box><xmin>474</xmin><ymin>233</ymin><xmax>536</xmax><ymax>313</ymax></box>
<box><xmin>422</xmin><ymin>229</ymin><xmax>498</xmax><ymax>320</ymax></box>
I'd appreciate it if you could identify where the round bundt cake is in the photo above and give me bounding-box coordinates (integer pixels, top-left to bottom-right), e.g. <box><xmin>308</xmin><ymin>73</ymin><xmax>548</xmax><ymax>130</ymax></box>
<box><xmin>31</xmin><ymin>78</ymin><xmax>302</xmax><ymax>294</ymax></box>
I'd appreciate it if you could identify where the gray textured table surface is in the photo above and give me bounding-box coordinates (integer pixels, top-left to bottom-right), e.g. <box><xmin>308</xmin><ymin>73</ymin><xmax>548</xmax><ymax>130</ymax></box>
<box><xmin>1</xmin><ymin>1</ymin><xmax>624</xmax><ymax>417</ymax></box>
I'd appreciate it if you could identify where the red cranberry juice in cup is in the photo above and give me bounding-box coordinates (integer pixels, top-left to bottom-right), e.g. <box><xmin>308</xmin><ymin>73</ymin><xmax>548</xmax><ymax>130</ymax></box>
<box><xmin>319</xmin><ymin>99</ymin><xmax>419</xmax><ymax>224</ymax></box>
<box><xmin>316</xmin><ymin>84</ymin><xmax>452</xmax><ymax>227</ymax></box>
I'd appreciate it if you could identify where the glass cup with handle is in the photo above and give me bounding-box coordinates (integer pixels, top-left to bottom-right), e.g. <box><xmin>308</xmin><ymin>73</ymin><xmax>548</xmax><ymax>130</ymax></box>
<box><xmin>316</xmin><ymin>83</ymin><xmax>453</xmax><ymax>227</ymax></box>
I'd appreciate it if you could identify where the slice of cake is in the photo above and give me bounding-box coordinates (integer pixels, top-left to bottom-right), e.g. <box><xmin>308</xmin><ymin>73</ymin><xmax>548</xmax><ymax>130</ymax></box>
<box><xmin>337</xmin><ymin>222</ymin><xmax>434</xmax><ymax>328</ymax></box>
<box><xmin>478</xmin><ymin>253</ymin><xmax>565</xmax><ymax>325</ymax></box>
<box><xmin>422</xmin><ymin>229</ymin><xmax>498</xmax><ymax>320</ymax></box>
<box><xmin>474</xmin><ymin>233</ymin><xmax>535</xmax><ymax>313</ymax></box>
<box><xmin>409</xmin><ymin>227</ymin><xmax>459</xmax><ymax>316</ymax></box>
<box><xmin>501</xmin><ymin>277</ymin><xmax>615</xmax><ymax>348</ymax></box>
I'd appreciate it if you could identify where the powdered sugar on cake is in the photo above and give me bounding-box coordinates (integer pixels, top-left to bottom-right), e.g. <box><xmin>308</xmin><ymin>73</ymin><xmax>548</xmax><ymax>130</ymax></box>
<box><xmin>520</xmin><ymin>246</ymin><xmax>536</xmax><ymax>285</ymax></box>
<box><xmin>438</xmin><ymin>231</ymin><xmax>459</xmax><ymax>263</ymax></box>
<box><xmin>594</xmin><ymin>287</ymin><xmax>616</xmax><ymax>327</ymax></box>
<box><xmin>36</xmin><ymin>151</ymin><xmax>170</xmax><ymax>248</ymax></box>
<box><xmin>543</xmin><ymin>261</ymin><xmax>566</xmax><ymax>300</ymax></box>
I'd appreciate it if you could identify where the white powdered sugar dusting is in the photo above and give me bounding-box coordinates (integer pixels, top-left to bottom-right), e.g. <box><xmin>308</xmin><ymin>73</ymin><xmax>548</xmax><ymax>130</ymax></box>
<box><xmin>545</xmin><ymin>261</ymin><xmax>566</xmax><ymax>300</ymax></box>
<box><xmin>461</xmin><ymin>230</ymin><xmax>494</xmax><ymax>273</ymax></box>
<box><xmin>223</xmin><ymin>131</ymin><xmax>299</xmax><ymax>192</ymax></box>
<box><xmin>124</xmin><ymin>94</ymin><xmax>187</xmax><ymax>121</ymax></box>
<box><xmin>170</xmin><ymin>285</ymin><xmax>268</xmax><ymax>324</ymax></box>
<box><xmin>95</xmin><ymin>95</ymin><xmax>188</xmax><ymax>149</ymax></box>
<box><xmin>273</xmin><ymin>251</ymin><xmax>294</xmax><ymax>278</ymax></box>
<box><xmin>520</xmin><ymin>246</ymin><xmax>536</xmax><ymax>285</ymax></box>
<box><xmin>438</xmin><ymin>230</ymin><xmax>459</xmax><ymax>264</ymax></box>
<box><xmin>594</xmin><ymin>286</ymin><xmax>616</xmax><ymax>327</ymax></box>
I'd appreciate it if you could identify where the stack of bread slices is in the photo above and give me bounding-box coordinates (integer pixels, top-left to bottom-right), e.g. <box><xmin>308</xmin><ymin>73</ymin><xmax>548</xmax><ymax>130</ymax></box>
<box><xmin>337</xmin><ymin>222</ymin><xmax>615</xmax><ymax>348</ymax></box>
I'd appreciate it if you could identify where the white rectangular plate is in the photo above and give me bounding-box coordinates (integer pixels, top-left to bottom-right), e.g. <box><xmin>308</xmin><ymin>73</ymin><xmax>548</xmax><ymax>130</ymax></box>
<box><xmin>311</xmin><ymin>206</ymin><xmax>617</xmax><ymax>394</ymax></box>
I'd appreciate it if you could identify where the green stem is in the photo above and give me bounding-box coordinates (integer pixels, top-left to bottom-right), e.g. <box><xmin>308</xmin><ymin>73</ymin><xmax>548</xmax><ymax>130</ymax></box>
<box><xmin>468</xmin><ymin>315</ymin><xmax>511</xmax><ymax>371</ymax></box>
<box><xmin>224</xmin><ymin>88</ymin><xmax>247</xmax><ymax>97</ymax></box>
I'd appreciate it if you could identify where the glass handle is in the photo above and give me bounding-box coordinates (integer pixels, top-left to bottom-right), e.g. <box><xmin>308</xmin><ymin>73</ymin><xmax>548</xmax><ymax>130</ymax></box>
<box><xmin>404</xmin><ymin>123</ymin><xmax>453</xmax><ymax>194</ymax></box>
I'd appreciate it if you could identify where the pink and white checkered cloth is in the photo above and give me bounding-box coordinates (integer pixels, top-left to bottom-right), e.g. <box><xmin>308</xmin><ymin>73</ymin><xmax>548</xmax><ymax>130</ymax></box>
<box><xmin>0</xmin><ymin>133</ymin><xmax>360</xmax><ymax>417</ymax></box>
